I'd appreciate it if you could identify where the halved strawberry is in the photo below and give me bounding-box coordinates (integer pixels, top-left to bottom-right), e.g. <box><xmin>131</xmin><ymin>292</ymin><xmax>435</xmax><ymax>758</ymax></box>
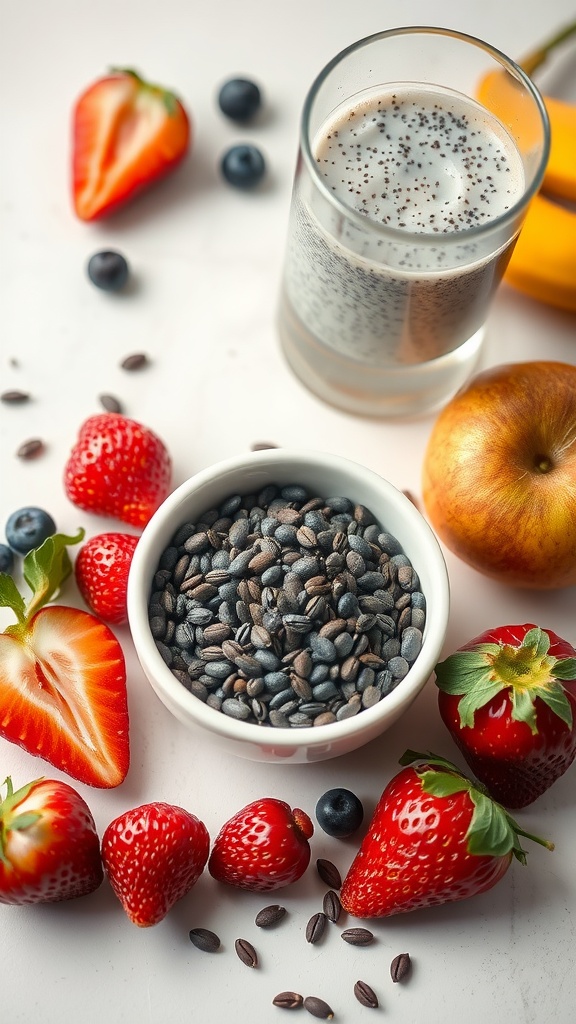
<box><xmin>0</xmin><ymin>532</ymin><xmax>129</xmax><ymax>789</ymax></box>
<box><xmin>72</xmin><ymin>67</ymin><xmax>191</xmax><ymax>221</ymax></box>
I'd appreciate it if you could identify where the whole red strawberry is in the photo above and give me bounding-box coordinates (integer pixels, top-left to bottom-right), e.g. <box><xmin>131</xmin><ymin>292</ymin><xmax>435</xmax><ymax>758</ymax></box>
<box><xmin>75</xmin><ymin>532</ymin><xmax>139</xmax><ymax>625</ymax></box>
<box><xmin>339</xmin><ymin>752</ymin><xmax>552</xmax><ymax>919</ymax></box>
<box><xmin>0</xmin><ymin>531</ymin><xmax>129</xmax><ymax>789</ymax></box>
<box><xmin>0</xmin><ymin>776</ymin><xmax>103</xmax><ymax>904</ymax></box>
<box><xmin>435</xmin><ymin>624</ymin><xmax>576</xmax><ymax>808</ymax></box>
<box><xmin>208</xmin><ymin>798</ymin><xmax>314</xmax><ymax>892</ymax></box>
<box><xmin>64</xmin><ymin>413</ymin><xmax>172</xmax><ymax>528</ymax></box>
<box><xmin>102</xmin><ymin>801</ymin><xmax>209</xmax><ymax>927</ymax></box>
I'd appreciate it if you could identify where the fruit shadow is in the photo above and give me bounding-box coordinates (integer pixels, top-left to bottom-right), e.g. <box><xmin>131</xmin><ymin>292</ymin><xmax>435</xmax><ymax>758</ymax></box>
<box><xmin>83</xmin><ymin>140</ymin><xmax>277</xmax><ymax>236</ymax></box>
<box><xmin>360</xmin><ymin>856</ymin><xmax>566</xmax><ymax>955</ymax></box>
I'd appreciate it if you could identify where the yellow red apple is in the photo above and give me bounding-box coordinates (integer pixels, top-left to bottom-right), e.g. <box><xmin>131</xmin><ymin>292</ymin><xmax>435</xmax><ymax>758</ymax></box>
<box><xmin>421</xmin><ymin>360</ymin><xmax>576</xmax><ymax>589</ymax></box>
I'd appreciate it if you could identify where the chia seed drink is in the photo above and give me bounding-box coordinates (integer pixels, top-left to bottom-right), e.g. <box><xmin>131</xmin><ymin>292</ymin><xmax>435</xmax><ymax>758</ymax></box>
<box><xmin>277</xmin><ymin>31</ymin><xmax>549</xmax><ymax>417</ymax></box>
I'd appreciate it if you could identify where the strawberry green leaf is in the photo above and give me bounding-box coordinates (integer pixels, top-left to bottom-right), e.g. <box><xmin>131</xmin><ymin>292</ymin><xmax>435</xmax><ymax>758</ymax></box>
<box><xmin>454</xmin><ymin>679</ymin><xmax>508</xmax><ymax>729</ymax></box>
<box><xmin>110</xmin><ymin>66</ymin><xmax>179</xmax><ymax>115</ymax></box>
<box><xmin>435</xmin><ymin>626</ymin><xmax>575</xmax><ymax>732</ymax></box>
<box><xmin>521</xmin><ymin>626</ymin><xmax>550</xmax><ymax>659</ymax></box>
<box><xmin>23</xmin><ymin>529</ymin><xmax>84</xmax><ymax>620</ymax></box>
<box><xmin>399</xmin><ymin>750</ymin><xmax>468</xmax><ymax>776</ymax></box>
<box><xmin>552</xmin><ymin>659</ymin><xmax>576</xmax><ymax>680</ymax></box>
<box><xmin>467</xmin><ymin>790</ymin><xmax>522</xmax><ymax>860</ymax></box>
<box><xmin>535</xmin><ymin>683</ymin><xmax>573</xmax><ymax>729</ymax></box>
<box><xmin>8</xmin><ymin>811</ymin><xmax>42</xmax><ymax>831</ymax></box>
<box><xmin>510</xmin><ymin>686</ymin><xmax>538</xmax><ymax>734</ymax></box>
<box><xmin>467</xmin><ymin>792</ymin><xmax>553</xmax><ymax>864</ymax></box>
<box><xmin>0</xmin><ymin>573</ymin><xmax>27</xmax><ymax>624</ymax></box>
<box><xmin>400</xmin><ymin>751</ymin><xmax>554</xmax><ymax>861</ymax></box>
<box><xmin>417</xmin><ymin>769</ymin><xmax>470</xmax><ymax>799</ymax></box>
<box><xmin>0</xmin><ymin>777</ymin><xmax>44</xmax><ymax>865</ymax></box>
<box><xmin>435</xmin><ymin>649</ymin><xmax>499</xmax><ymax>693</ymax></box>
<box><xmin>434</xmin><ymin>650</ymin><xmax>506</xmax><ymax>727</ymax></box>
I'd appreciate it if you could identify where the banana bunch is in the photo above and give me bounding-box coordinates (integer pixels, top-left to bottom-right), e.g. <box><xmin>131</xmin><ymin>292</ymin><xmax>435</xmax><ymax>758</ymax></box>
<box><xmin>478</xmin><ymin>22</ymin><xmax>576</xmax><ymax>314</ymax></box>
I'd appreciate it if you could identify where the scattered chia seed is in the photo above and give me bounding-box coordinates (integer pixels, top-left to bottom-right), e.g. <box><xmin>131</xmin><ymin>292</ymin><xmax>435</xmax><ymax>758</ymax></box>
<box><xmin>99</xmin><ymin>393</ymin><xmax>123</xmax><ymax>413</ymax></box>
<box><xmin>341</xmin><ymin>927</ymin><xmax>374</xmax><ymax>946</ymax></box>
<box><xmin>322</xmin><ymin>889</ymin><xmax>342</xmax><ymax>923</ymax></box>
<box><xmin>306</xmin><ymin>911</ymin><xmax>327</xmax><ymax>944</ymax></box>
<box><xmin>147</xmin><ymin>484</ymin><xmax>426</xmax><ymax>728</ymax></box>
<box><xmin>1</xmin><ymin>389</ymin><xmax>30</xmax><ymax>404</ymax></box>
<box><xmin>234</xmin><ymin>937</ymin><xmax>258</xmax><ymax>968</ymax></box>
<box><xmin>273</xmin><ymin>992</ymin><xmax>304</xmax><ymax>1009</ymax></box>
<box><xmin>354</xmin><ymin>980</ymin><xmax>379</xmax><ymax>1008</ymax></box>
<box><xmin>255</xmin><ymin>904</ymin><xmax>287</xmax><ymax>928</ymax></box>
<box><xmin>120</xmin><ymin>352</ymin><xmax>149</xmax><ymax>371</ymax></box>
<box><xmin>303</xmin><ymin>995</ymin><xmax>334</xmax><ymax>1020</ymax></box>
<box><xmin>189</xmin><ymin>928</ymin><xmax>221</xmax><ymax>953</ymax></box>
<box><xmin>16</xmin><ymin>438</ymin><xmax>45</xmax><ymax>460</ymax></box>
<box><xmin>390</xmin><ymin>951</ymin><xmax>412</xmax><ymax>982</ymax></box>
<box><xmin>316</xmin><ymin>859</ymin><xmax>342</xmax><ymax>889</ymax></box>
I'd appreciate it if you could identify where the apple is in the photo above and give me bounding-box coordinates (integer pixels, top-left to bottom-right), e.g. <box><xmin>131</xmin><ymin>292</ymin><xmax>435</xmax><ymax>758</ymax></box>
<box><xmin>421</xmin><ymin>360</ymin><xmax>576</xmax><ymax>589</ymax></box>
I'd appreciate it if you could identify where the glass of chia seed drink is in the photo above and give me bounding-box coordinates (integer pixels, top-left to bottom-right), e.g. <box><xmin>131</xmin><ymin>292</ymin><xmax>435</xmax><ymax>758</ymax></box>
<box><xmin>277</xmin><ymin>26</ymin><xmax>550</xmax><ymax>418</ymax></box>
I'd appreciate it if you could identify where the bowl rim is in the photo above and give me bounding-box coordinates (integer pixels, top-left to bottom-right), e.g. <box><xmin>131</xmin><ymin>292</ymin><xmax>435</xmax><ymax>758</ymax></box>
<box><xmin>127</xmin><ymin>448</ymin><xmax>450</xmax><ymax>749</ymax></box>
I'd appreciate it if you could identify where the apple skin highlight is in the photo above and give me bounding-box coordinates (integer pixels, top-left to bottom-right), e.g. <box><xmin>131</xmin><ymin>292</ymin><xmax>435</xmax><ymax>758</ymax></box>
<box><xmin>422</xmin><ymin>360</ymin><xmax>576</xmax><ymax>589</ymax></box>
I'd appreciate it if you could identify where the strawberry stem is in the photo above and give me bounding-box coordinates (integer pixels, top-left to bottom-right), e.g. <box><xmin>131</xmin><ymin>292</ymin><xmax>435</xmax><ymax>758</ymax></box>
<box><xmin>109</xmin><ymin>66</ymin><xmax>180</xmax><ymax>115</ymax></box>
<box><xmin>509</xmin><ymin>816</ymin><xmax>555</xmax><ymax>852</ymax></box>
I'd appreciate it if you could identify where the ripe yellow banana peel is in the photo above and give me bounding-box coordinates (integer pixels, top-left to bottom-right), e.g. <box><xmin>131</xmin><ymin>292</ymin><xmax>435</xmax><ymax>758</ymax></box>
<box><xmin>503</xmin><ymin>193</ymin><xmax>576</xmax><ymax>313</ymax></box>
<box><xmin>477</xmin><ymin>21</ymin><xmax>576</xmax><ymax>313</ymax></box>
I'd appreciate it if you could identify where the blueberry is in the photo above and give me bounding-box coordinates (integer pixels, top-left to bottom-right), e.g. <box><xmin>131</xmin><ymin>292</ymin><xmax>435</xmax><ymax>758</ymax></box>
<box><xmin>5</xmin><ymin>507</ymin><xmax>57</xmax><ymax>555</ymax></box>
<box><xmin>221</xmin><ymin>144</ymin><xmax>266</xmax><ymax>189</ymax></box>
<box><xmin>0</xmin><ymin>543</ymin><xmax>15</xmax><ymax>575</ymax></box>
<box><xmin>315</xmin><ymin>788</ymin><xmax>364</xmax><ymax>839</ymax></box>
<box><xmin>218</xmin><ymin>78</ymin><xmax>262</xmax><ymax>121</ymax></box>
<box><xmin>87</xmin><ymin>250</ymin><xmax>129</xmax><ymax>291</ymax></box>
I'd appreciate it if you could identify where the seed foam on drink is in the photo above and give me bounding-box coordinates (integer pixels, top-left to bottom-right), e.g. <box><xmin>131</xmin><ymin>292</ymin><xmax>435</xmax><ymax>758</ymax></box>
<box><xmin>315</xmin><ymin>84</ymin><xmax>524</xmax><ymax>234</ymax></box>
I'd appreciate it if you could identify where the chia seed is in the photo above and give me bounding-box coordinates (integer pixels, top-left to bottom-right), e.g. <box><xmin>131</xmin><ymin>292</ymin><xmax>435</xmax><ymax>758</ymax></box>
<box><xmin>147</xmin><ymin>484</ymin><xmax>426</xmax><ymax>728</ymax></box>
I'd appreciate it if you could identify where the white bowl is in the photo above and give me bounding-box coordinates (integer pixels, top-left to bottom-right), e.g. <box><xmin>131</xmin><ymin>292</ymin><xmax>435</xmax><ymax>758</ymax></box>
<box><xmin>127</xmin><ymin>449</ymin><xmax>450</xmax><ymax>762</ymax></box>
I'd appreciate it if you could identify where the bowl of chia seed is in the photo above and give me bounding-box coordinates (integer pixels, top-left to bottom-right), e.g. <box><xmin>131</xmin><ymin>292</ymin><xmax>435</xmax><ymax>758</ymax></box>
<box><xmin>127</xmin><ymin>449</ymin><xmax>450</xmax><ymax>762</ymax></box>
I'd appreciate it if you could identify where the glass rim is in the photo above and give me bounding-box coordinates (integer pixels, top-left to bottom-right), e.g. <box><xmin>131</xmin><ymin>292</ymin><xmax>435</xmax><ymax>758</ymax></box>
<box><xmin>299</xmin><ymin>25</ymin><xmax>551</xmax><ymax>246</ymax></box>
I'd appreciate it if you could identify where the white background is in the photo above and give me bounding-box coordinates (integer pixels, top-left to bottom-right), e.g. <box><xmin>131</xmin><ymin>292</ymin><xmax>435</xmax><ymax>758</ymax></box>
<box><xmin>1</xmin><ymin>1</ymin><xmax>575</xmax><ymax>1022</ymax></box>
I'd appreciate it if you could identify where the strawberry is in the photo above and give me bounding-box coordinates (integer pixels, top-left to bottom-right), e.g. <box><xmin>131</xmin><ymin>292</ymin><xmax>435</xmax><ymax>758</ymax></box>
<box><xmin>435</xmin><ymin>623</ymin><xmax>576</xmax><ymax>808</ymax></box>
<box><xmin>102</xmin><ymin>801</ymin><xmax>209</xmax><ymax>927</ymax></box>
<box><xmin>0</xmin><ymin>776</ymin><xmax>103</xmax><ymax>904</ymax></box>
<box><xmin>208</xmin><ymin>798</ymin><xmax>314</xmax><ymax>892</ymax></box>
<box><xmin>64</xmin><ymin>413</ymin><xmax>172</xmax><ymax>528</ymax></box>
<box><xmin>72</xmin><ymin>68</ymin><xmax>191</xmax><ymax>221</ymax></box>
<box><xmin>0</xmin><ymin>531</ymin><xmax>129</xmax><ymax>789</ymax></box>
<box><xmin>75</xmin><ymin>532</ymin><xmax>139</xmax><ymax>625</ymax></box>
<box><xmin>339</xmin><ymin>752</ymin><xmax>553</xmax><ymax>919</ymax></box>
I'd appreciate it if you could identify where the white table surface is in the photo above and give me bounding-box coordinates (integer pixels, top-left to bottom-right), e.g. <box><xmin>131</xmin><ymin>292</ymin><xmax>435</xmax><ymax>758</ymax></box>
<box><xmin>1</xmin><ymin>2</ymin><xmax>575</xmax><ymax>1022</ymax></box>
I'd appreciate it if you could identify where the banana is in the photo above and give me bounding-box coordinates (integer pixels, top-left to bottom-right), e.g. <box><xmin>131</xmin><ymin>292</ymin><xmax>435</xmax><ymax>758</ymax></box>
<box><xmin>477</xmin><ymin>21</ymin><xmax>576</xmax><ymax>312</ymax></box>
<box><xmin>505</xmin><ymin>194</ymin><xmax>576</xmax><ymax>313</ymax></box>
<box><xmin>538</xmin><ymin>96</ymin><xmax>576</xmax><ymax>202</ymax></box>
<box><xmin>517</xmin><ymin>20</ymin><xmax>576</xmax><ymax>202</ymax></box>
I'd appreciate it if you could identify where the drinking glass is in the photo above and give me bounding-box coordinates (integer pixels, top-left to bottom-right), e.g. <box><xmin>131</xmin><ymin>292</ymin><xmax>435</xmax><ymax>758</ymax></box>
<box><xmin>277</xmin><ymin>27</ymin><xmax>550</xmax><ymax>417</ymax></box>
